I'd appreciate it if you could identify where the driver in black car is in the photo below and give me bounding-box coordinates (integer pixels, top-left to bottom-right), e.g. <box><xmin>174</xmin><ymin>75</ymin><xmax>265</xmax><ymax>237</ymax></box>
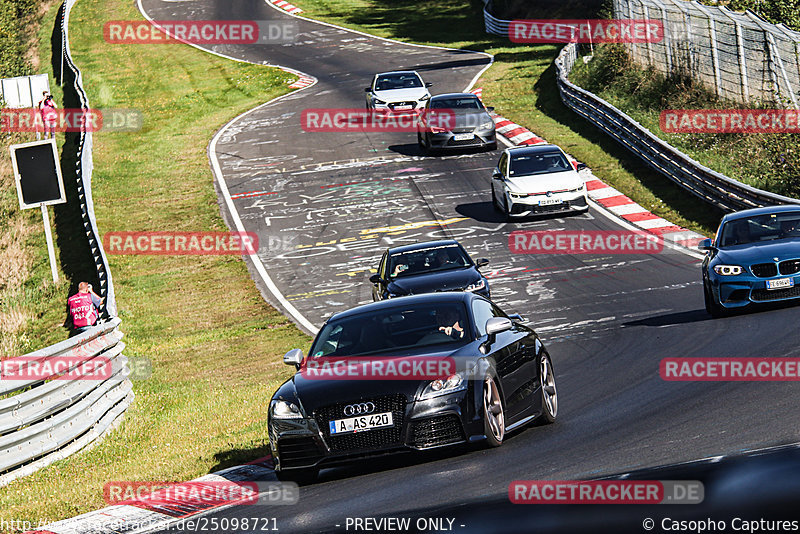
<box><xmin>437</xmin><ymin>308</ymin><xmax>465</xmax><ymax>340</ymax></box>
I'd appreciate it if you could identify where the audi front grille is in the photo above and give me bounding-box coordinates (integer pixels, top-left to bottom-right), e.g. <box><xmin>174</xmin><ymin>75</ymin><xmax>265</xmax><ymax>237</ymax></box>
<box><xmin>314</xmin><ymin>394</ymin><xmax>407</xmax><ymax>452</ymax></box>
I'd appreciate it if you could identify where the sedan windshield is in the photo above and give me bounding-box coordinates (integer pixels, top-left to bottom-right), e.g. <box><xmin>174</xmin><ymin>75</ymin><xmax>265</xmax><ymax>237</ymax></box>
<box><xmin>510</xmin><ymin>151</ymin><xmax>572</xmax><ymax>176</ymax></box>
<box><xmin>375</xmin><ymin>73</ymin><xmax>422</xmax><ymax>91</ymax></box>
<box><xmin>388</xmin><ymin>244</ymin><xmax>471</xmax><ymax>278</ymax></box>
<box><xmin>309</xmin><ymin>303</ymin><xmax>471</xmax><ymax>357</ymax></box>
<box><xmin>719</xmin><ymin>212</ymin><xmax>800</xmax><ymax>247</ymax></box>
<box><xmin>430</xmin><ymin>97</ymin><xmax>483</xmax><ymax>110</ymax></box>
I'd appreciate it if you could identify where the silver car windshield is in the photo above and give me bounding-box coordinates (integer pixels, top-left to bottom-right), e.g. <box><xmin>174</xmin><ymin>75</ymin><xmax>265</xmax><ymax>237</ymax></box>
<box><xmin>309</xmin><ymin>303</ymin><xmax>471</xmax><ymax>357</ymax></box>
<box><xmin>375</xmin><ymin>73</ymin><xmax>423</xmax><ymax>91</ymax></box>
<box><xmin>718</xmin><ymin>213</ymin><xmax>800</xmax><ymax>247</ymax></box>
<box><xmin>509</xmin><ymin>151</ymin><xmax>571</xmax><ymax>176</ymax></box>
<box><xmin>430</xmin><ymin>97</ymin><xmax>482</xmax><ymax>110</ymax></box>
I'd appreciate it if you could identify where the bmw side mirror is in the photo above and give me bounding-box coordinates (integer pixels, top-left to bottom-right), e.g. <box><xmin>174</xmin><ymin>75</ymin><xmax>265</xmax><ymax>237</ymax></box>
<box><xmin>425</xmin><ymin>82</ymin><xmax>433</xmax><ymax>87</ymax></box>
<box><xmin>576</xmin><ymin>163</ymin><xmax>589</xmax><ymax>171</ymax></box>
<box><xmin>364</xmin><ymin>87</ymin><xmax>371</xmax><ymax>92</ymax></box>
<box><xmin>369</xmin><ymin>273</ymin><xmax>384</xmax><ymax>284</ymax></box>
<box><xmin>476</xmin><ymin>258</ymin><xmax>489</xmax><ymax>268</ymax></box>
<box><xmin>283</xmin><ymin>349</ymin><xmax>304</xmax><ymax>370</ymax></box>
<box><xmin>698</xmin><ymin>238</ymin><xmax>714</xmax><ymax>251</ymax></box>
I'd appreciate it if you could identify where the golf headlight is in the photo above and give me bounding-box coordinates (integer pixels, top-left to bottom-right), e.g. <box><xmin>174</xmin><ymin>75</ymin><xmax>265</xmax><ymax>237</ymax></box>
<box><xmin>713</xmin><ymin>265</ymin><xmax>743</xmax><ymax>276</ymax></box>
<box><xmin>465</xmin><ymin>279</ymin><xmax>486</xmax><ymax>292</ymax></box>
<box><xmin>420</xmin><ymin>373</ymin><xmax>466</xmax><ymax>400</ymax></box>
<box><xmin>271</xmin><ymin>400</ymin><xmax>303</xmax><ymax>419</ymax></box>
<box><xmin>480</xmin><ymin>120</ymin><xmax>494</xmax><ymax>130</ymax></box>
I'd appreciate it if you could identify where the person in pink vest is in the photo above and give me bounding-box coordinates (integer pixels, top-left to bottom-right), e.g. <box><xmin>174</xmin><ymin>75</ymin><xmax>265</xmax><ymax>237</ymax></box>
<box><xmin>66</xmin><ymin>282</ymin><xmax>103</xmax><ymax>335</ymax></box>
<box><xmin>38</xmin><ymin>91</ymin><xmax>58</xmax><ymax>139</ymax></box>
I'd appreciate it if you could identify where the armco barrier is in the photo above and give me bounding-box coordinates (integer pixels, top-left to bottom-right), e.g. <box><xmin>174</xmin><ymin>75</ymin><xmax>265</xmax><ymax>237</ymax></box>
<box><xmin>0</xmin><ymin>319</ymin><xmax>133</xmax><ymax>487</ymax></box>
<box><xmin>481</xmin><ymin>4</ymin><xmax>800</xmax><ymax>211</ymax></box>
<box><xmin>0</xmin><ymin>0</ymin><xmax>132</xmax><ymax>486</ymax></box>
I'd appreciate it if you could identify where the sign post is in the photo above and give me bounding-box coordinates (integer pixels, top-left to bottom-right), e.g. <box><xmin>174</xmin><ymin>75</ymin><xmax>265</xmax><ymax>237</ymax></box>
<box><xmin>9</xmin><ymin>138</ymin><xmax>67</xmax><ymax>284</ymax></box>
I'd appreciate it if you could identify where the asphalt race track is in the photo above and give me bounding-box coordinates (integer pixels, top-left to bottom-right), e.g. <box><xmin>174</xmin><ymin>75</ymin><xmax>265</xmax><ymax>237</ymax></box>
<box><xmin>139</xmin><ymin>0</ymin><xmax>800</xmax><ymax>531</ymax></box>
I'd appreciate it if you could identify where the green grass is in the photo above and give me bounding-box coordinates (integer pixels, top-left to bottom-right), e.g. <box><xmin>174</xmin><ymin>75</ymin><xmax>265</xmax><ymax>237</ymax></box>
<box><xmin>0</xmin><ymin>0</ymin><xmax>312</xmax><ymax>527</ymax></box>
<box><xmin>290</xmin><ymin>0</ymin><xmax>723</xmax><ymax>235</ymax></box>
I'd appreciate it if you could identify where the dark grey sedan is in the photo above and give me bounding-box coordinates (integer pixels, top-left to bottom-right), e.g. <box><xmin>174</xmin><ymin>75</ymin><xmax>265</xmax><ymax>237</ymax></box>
<box><xmin>417</xmin><ymin>93</ymin><xmax>497</xmax><ymax>153</ymax></box>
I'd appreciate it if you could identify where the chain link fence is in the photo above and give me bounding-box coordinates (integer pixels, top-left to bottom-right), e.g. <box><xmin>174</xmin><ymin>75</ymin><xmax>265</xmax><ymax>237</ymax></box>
<box><xmin>614</xmin><ymin>0</ymin><xmax>800</xmax><ymax>107</ymax></box>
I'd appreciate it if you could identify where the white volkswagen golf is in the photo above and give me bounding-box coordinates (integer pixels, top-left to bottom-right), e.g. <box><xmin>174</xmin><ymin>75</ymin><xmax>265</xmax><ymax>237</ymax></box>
<box><xmin>491</xmin><ymin>144</ymin><xmax>588</xmax><ymax>219</ymax></box>
<box><xmin>364</xmin><ymin>71</ymin><xmax>432</xmax><ymax>113</ymax></box>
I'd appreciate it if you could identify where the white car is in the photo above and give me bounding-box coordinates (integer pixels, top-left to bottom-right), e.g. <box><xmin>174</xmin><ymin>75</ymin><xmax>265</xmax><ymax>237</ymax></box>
<box><xmin>491</xmin><ymin>145</ymin><xmax>588</xmax><ymax>219</ymax></box>
<box><xmin>365</xmin><ymin>71</ymin><xmax>432</xmax><ymax>113</ymax></box>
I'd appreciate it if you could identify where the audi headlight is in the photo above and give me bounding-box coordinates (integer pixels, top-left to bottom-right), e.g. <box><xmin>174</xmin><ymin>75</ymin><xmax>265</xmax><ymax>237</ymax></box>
<box><xmin>480</xmin><ymin>120</ymin><xmax>494</xmax><ymax>130</ymax></box>
<box><xmin>271</xmin><ymin>399</ymin><xmax>303</xmax><ymax>419</ymax></box>
<box><xmin>713</xmin><ymin>265</ymin><xmax>743</xmax><ymax>276</ymax></box>
<box><xmin>465</xmin><ymin>279</ymin><xmax>486</xmax><ymax>292</ymax></box>
<box><xmin>420</xmin><ymin>373</ymin><xmax>466</xmax><ymax>400</ymax></box>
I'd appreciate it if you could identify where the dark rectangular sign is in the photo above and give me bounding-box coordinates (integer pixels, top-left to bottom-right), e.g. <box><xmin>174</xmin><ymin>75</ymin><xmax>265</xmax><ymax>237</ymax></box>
<box><xmin>9</xmin><ymin>138</ymin><xmax>66</xmax><ymax>209</ymax></box>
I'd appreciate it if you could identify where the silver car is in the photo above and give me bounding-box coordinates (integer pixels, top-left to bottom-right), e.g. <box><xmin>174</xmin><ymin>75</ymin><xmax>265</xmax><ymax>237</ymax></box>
<box><xmin>417</xmin><ymin>93</ymin><xmax>497</xmax><ymax>154</ymax></box>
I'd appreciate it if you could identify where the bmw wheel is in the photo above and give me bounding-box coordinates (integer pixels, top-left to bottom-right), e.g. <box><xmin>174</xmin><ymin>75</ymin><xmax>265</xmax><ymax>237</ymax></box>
<box><xmin>483</xmin><ymin>376</ymin><xmax>505</xmax><ymax>447</ymax></box>
<box><xmin>535</xmin><ymin>354</ymin><xmax>557</xmax><ymax>425</ymax></box>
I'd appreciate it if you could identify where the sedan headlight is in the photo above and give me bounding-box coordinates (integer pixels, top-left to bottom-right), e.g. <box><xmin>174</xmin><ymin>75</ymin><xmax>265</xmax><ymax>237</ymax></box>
<box><xmin>372</xmin><ymin>98</ymin><xmax>386</xmax><ymax>105</ymax></box>
<box><xmin>271</xmin><ymin>399</ymin><xmax>303</xmax><ymax>419</ymax></box>
<box><xmin>465</xmin><ymin>279</ymin><xmax>486</xmax><ymax>292</ymax></box>
<box><xmin>420</xmin><ymin>373</ymin><xmax>466</xmax><ymax>400</ymax></box>
<box><xmin>713</xmin><ymin>265</ymin><xmax>744</xmax><ymax>276</ymax></box>
<box><xmin>479</xmin><ymin>120</ymin><xmax>494</xmax><ymax>130</ymax></box>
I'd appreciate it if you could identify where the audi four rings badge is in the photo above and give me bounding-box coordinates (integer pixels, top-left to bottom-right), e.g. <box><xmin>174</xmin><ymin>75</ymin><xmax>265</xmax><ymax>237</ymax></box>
<box><xmin>343</xmin><ymin>402</ymin><xmax>376</xmax><ymax>416</ymax></box>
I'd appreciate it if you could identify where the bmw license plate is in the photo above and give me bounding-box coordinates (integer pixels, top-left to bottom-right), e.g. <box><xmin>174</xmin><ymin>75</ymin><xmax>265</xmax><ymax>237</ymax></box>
<box><xmin>766</xmin><ymin>278</ymin><xmax>795</xmax><ymax>290</ymax></box>
<box><xmin>539</xmin><ymin>198</ymin><xmax>561</xmax><ymax>206</ymax></box>
<box><xmin>329</xmin><ymin>412</ymin><xmax>393</xmax><ymax>434</ymax></box>
<box><xmin>453</xmin><ymin>133</ymin><xmax>474</xmax><ymax>141</ymax></box>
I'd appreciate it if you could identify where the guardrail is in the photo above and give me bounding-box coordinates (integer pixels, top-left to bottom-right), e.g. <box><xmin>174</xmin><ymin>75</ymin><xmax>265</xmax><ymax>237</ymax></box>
<box><xmin>0</xmin><ymin>319</ymin><xmax>133</xmax><ymax>486</ymax></box>
<box><xmin>481</xmin><ymin>4</ymin><xmax>800</xmax><ymax>211</ymax></box>
<box><xmin>0</xmin><ymin>0</ymin><xmax>132</xmax><ymax>487</ymax></box>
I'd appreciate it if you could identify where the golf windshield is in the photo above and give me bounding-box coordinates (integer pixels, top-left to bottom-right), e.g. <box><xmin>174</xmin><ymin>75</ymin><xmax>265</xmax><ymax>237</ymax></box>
<box><xmin>718</xmin><ymin>212</ymin><xmax>800</xmax><ymax>247</ymax></box>
<box><xmin>510</xmin><ymin>151</ymin><xmax>572</xmax><ymax>175</ymax></box>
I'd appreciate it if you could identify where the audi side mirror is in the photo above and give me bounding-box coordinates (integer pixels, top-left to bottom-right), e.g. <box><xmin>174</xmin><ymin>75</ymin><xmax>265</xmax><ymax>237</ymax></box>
<box><xmin>283</xmin><ymin>349</ymin><xmax>304</xmax><ymax>370</ymax></box>
<box><xmin>476</xmin><ymin>258</ymin><xmax>489</xmax><ymax>268</ymax></box>
<box><xmin>486</xmin><ymin>317</ymin><xmax>513</xmax><ymax>336</ymax></box>
<box><xmin>698</xmin><ymin>238</ymin><xmax>715</xmax><ymax>251</ymax></box>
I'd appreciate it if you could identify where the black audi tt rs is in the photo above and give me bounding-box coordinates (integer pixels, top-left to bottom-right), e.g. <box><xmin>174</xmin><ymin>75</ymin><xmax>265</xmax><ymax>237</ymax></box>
<box><xmin>267</xmin><ymin>292</ymin><xmax>557</xmax><ymax>483</ymax></box>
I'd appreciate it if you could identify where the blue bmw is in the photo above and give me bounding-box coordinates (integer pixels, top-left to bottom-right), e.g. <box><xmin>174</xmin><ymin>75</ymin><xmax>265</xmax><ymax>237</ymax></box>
<box><xmin>700</xmin><ymin>205</ymin><xmax>800</xmax><ymax>317</ymax></box>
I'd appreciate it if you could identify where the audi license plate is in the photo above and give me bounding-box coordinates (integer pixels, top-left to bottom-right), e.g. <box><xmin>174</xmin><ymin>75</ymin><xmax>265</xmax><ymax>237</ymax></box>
<box><xmin>539</xmin><ymin>198</ymin><xmax>561</xmax><ymax>206</ymax></box>
<box><xmin>453</xmin><ymin>133</ymin><xmax>474</xmax><ymax>141</ymax></box>
<box><xmin>767</xmin><ymin>278</ymin><xmax>795</xmax><ymax>290</ymax></box>
<box><xmin>329</xmin><ymin>412</ymin><xmax>393</xmax><ymax>434</ymax></box>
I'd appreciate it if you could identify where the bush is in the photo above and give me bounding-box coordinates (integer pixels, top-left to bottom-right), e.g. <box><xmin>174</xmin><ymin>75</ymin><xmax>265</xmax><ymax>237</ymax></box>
<box><xmin>0</xmin><ymin>0</ymin><xmax>41</xmax><ymax>78</ymax></box>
